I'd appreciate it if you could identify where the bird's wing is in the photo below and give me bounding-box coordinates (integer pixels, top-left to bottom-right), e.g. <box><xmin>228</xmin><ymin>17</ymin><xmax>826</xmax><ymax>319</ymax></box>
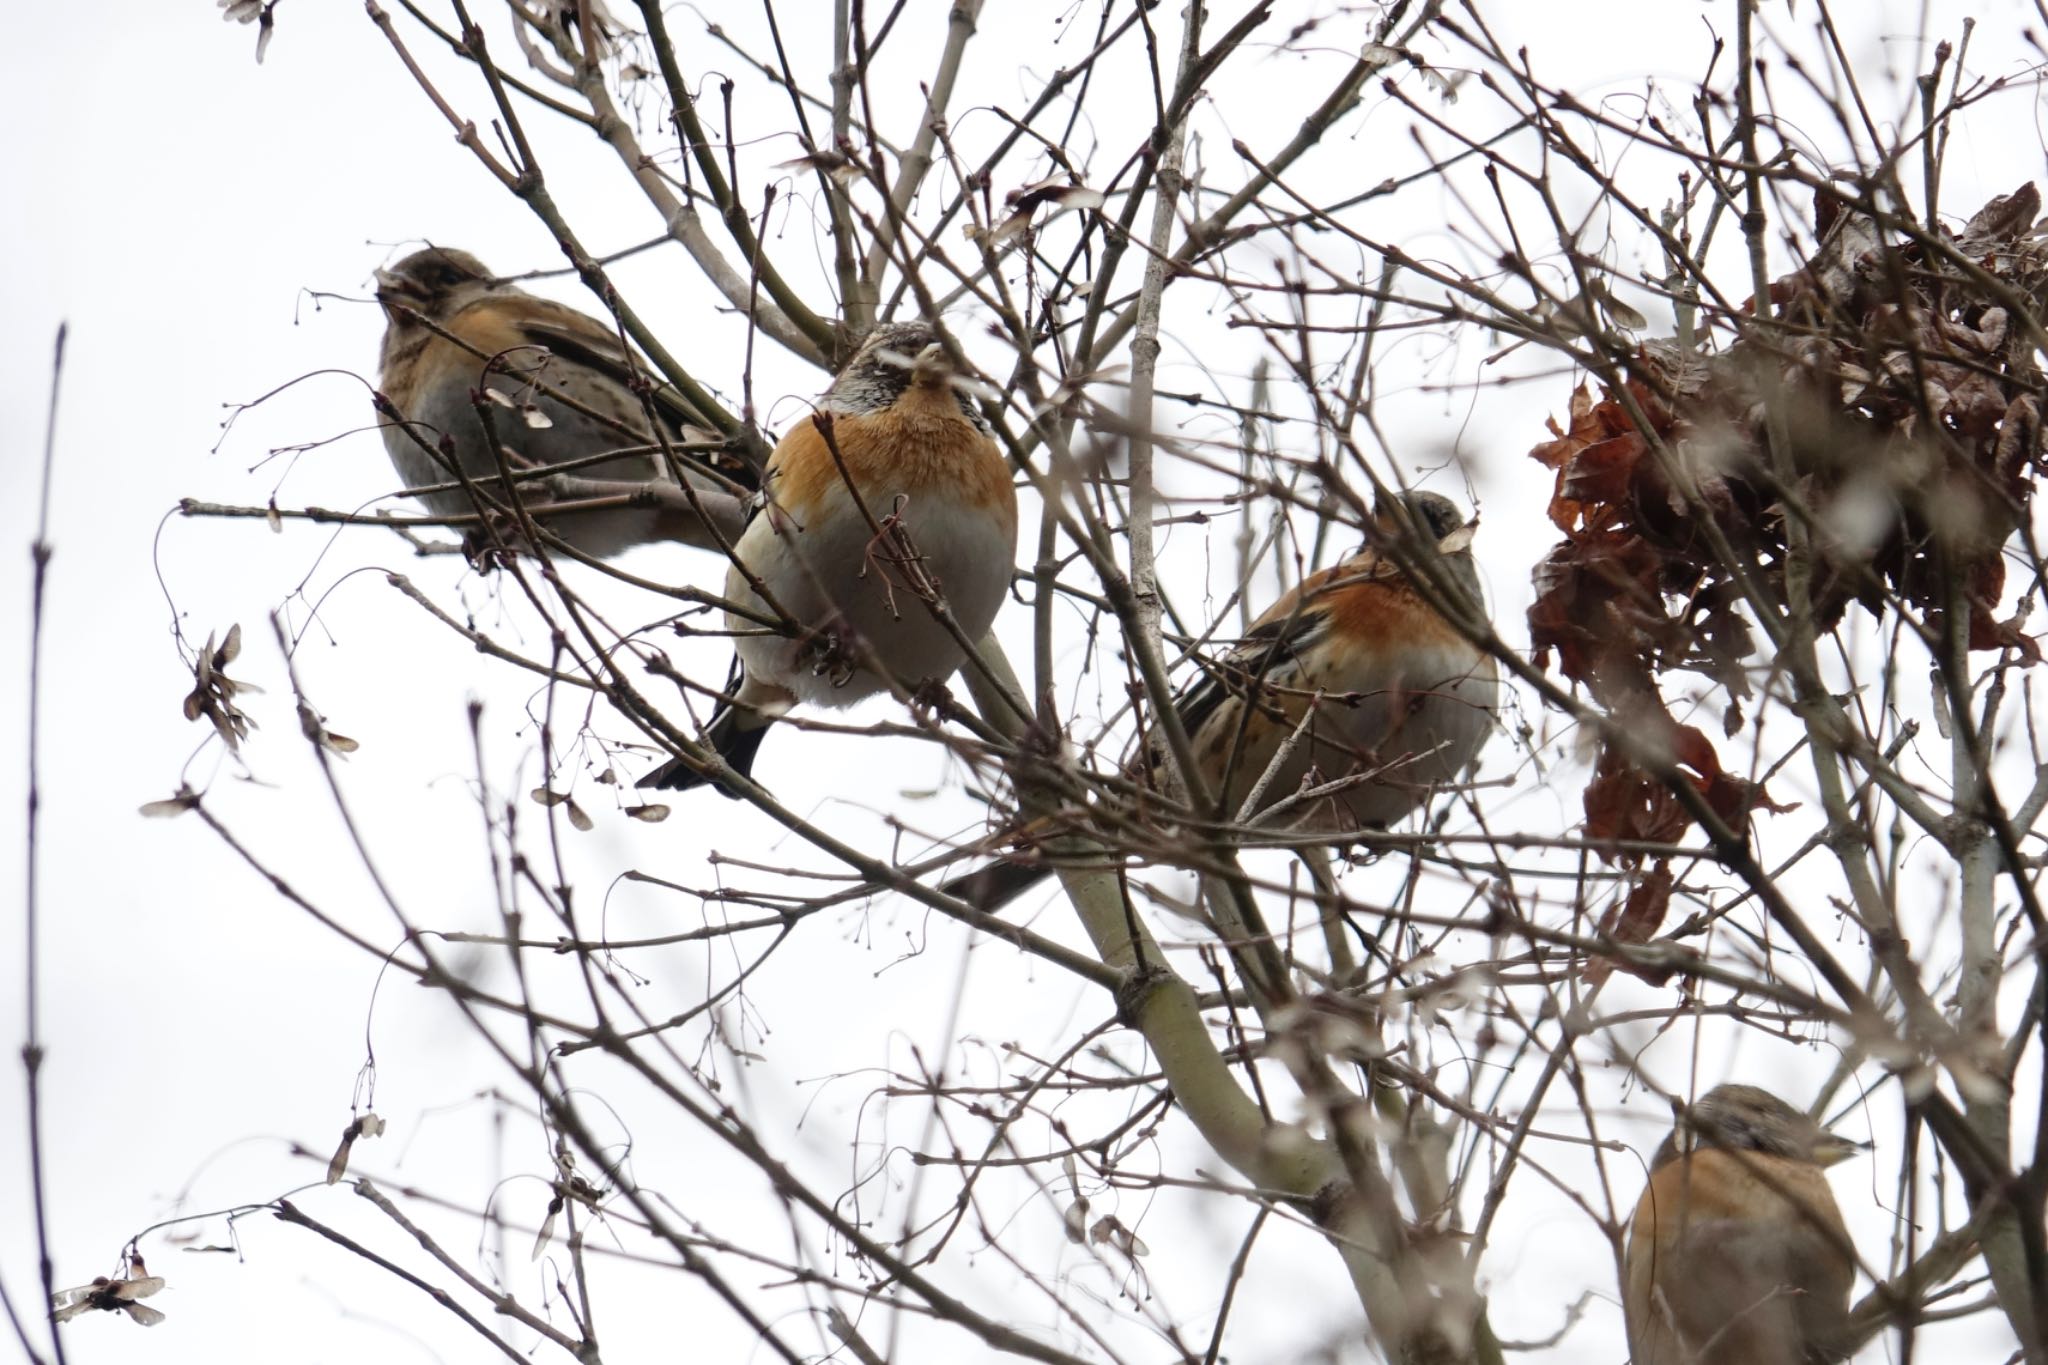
<box><xmin>510</xmin><ymin>302</ymin><xmax>760</xmax><ymax>488</ymax></box>
<box><xmin>1171</xmin><ymin>597</ymin><xmax>1333</xmax><ymax>740</ymax></box>
<box><xmin>1170</xmin><ymin>550</ymin><xmax>1396</xmax><ymax>738</ymax></box>
<box><xmin>512</xmin><ymin>308</ymin><xmax>698</xmax><ymax>426</ymax></box>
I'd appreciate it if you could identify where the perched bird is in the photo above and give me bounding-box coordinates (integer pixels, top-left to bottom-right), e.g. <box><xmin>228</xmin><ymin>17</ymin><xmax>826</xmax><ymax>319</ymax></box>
<box><xmin>1624</xmin><ymin>1084</ymin><xmax>1864</xmax><ymax>1365</ymax></box>
<box><xmin>944</xmin><ymin>490</ymin><xmax>1498</xmax><ymax>907</ymax></box>
<box><xmin>1155</xmin><ymin>489</ymin><xmax>1497</xmax><ymax>829</ymax></box>
<box><xmin>638</xmin><ymin>321</ymin><xmax>1019</xmax><ymax>794</ymax></box>
<box><xmin>374</xmin><ymin>246</ymin><xmax>752</xmax><ymax>559</ymax></box>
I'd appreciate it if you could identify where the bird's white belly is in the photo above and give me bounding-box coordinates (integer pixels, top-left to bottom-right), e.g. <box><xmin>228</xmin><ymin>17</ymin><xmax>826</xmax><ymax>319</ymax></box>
<box><xmin>727</xmin><ymin>484</ymin><xmax>1012</xmax><ymax>708</ymax></box>
<box><xmin>1218</xmin><ymin>640</ymin><xmax>1499</xmax><ymax>830</ymax></box>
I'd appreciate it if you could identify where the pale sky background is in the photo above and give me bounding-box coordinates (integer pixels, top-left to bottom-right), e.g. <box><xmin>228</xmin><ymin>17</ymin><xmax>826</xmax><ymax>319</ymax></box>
<box><xmin>4</xmin><ymin>2</ymin><xmax>2045</xmax><ymax>1362</ymax></box>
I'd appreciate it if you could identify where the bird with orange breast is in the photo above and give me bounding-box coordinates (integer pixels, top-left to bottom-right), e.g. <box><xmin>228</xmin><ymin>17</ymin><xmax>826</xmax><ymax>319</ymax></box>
<box><xmin>1157</xmin><ymin>489</ymin><xmax>1497</xmax><ymax>829</ymax></box>
<box><xmin>638</xmin><ymin>321</ymin><xmax>1019</xmax><ymax>794</ymax></box>
<box><xmin>374</xmin><ymin>246</ymin><xmax>754</xmax><ymax>559</ymax></box>
<box><xmin>944</xmin><ymin>489</ymin><xmax>1498</xmax><ymax>908</ymax></box>
<box><xmin>1624</xmin><ymin>1084</ymin><xmax>1864</xmax><ymax>1365</ymax></box>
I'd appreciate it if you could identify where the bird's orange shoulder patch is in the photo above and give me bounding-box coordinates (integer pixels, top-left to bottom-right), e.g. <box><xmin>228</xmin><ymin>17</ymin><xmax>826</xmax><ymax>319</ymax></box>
<box><xmin>1234</xmin><ymin>561</ymin><xmax>1334</xmax><ymax>639</ymax></box>
<box><xmin>1317</xmin><ymin>557</ymin><xmax>1463</xmax><ymax>649</ymax></box>
<box><xmin>384</xmin><ymin>300</ymin><xmax>549</xmax><ymax>403</ymax></box>
<box><xmin>447</xmin><ymin>298</ymin><xmax>548</xmax><ymax>369</ymax></box>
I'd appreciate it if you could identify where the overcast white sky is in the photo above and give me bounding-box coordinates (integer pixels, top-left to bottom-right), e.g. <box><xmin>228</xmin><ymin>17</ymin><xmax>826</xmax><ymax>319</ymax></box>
<box><xmin>5</xmin><ymin>2</ymin><xmax>2046</xmax><ymax>1361</ymax></box>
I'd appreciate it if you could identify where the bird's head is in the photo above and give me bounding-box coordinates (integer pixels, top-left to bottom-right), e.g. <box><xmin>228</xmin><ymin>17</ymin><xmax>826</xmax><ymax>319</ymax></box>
<box><xmin>1655</xmin><ymin>1084</ymin><xmax>1867</xmax><ymax>1169</ymax></box>
<box><xmin>828</xmin><ymin>320</ymin><xmax>992</xmax><ymax>430</ymax></box>
<box><xmin>375</xmin><ymin>247</ymin><xmax>495</xmax><ymax>325</ymax></box>
<box><xmin>1371</xmin><ymin>489</ymin><xmax>1475</xmax><ymax>557</ymax></box>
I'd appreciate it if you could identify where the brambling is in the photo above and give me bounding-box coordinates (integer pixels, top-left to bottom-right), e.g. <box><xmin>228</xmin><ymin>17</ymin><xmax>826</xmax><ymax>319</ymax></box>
<box><xmin>637</xmin><ymin>321</ymin><xmax>1019</xmax><ymax>794</ymax></box>
<box><xmin>375</xmin><ymin>246</ymin><xmax>752</xmax><ymax>559</ymax></box>
<box><xmin>946</xmin><ymin>490</ymin><xmax>1498</xmax><ymax>907</ymax></box>
<box><xmin>1624</xmin><ymin>1084</ymin><xmax>1863</xmax><ymax>1365</ymax></box>
<box><xmin>1151</xmin><ymin>489</ymin><xmax>1498</xmax><ymax>830</ymax></box>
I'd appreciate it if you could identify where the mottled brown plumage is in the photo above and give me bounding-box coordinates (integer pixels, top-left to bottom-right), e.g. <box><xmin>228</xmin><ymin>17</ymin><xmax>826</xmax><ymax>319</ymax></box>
<box><xmin>374</xmin><ymin>246</ymin><xmax>750</xmax><ymax>559</ymax></box>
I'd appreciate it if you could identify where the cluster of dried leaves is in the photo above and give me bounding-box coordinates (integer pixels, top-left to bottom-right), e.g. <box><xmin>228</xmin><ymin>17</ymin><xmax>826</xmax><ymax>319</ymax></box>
<box><xmin>50</xmin><ymin>1254</ymin><xmax>165</xmax><ymax>1329</ymax></box>
<box><xmin>1528</xmin><ymin>185</ymin><xmax>2048</xmax><ymax>951</ymax></box>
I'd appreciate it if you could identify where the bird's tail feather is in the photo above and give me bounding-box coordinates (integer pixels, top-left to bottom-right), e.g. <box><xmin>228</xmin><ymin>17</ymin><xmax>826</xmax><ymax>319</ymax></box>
<box><xmin>637</xmin><ymin>703</ymin><xmax>769</xmax><ymax>799</ymax></box>
<box><xmin>937</xmin><ymin>858</ymin><xmax>1056</xmax><ymax>912</ymax></box>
